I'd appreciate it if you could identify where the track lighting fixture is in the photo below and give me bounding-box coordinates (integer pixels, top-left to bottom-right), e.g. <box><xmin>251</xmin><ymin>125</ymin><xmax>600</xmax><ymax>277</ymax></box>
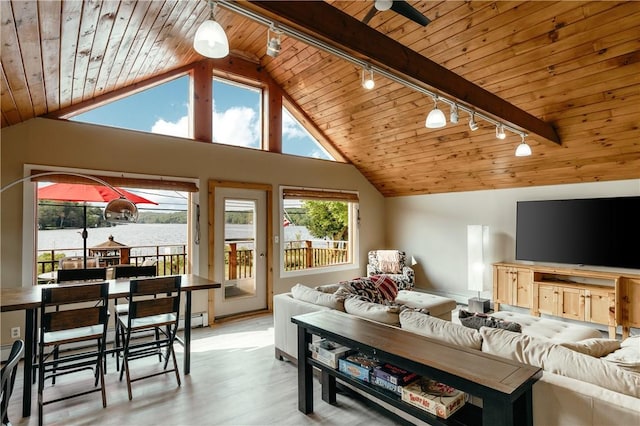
<box><xmin>193</xmin><ymin>1</ymin><xmax>229</xmax><ymax>58</ymax></box>
<box><xmin>450</xmin><ymin>104</ymin><xmax>459</xmax><ymax>124</ymax></box>
<box><xmin>515</xmin><ymin>134</ymin><xmax>532</xmax><ymax>157</ymax></box>
<box><xmin>266</xmin><ymin>26</ymin><xmax>283</xmax><ymax>58</ymax></box>
<box><xmin>468</xmin><ymin>112</ymin><xmax>479</xmax><ymax>131</ymax></box>
<box><xmin>425</xmin><ymin>97</ymin><xmax>446</xmax><ymax>128</ymax></box>
<box><xmin>361</xmin><ymin>67</ymin><xmax>375</xmax><ymax>90</ymax></box>
<box><xmin>219</xmin><ymin>1</ymin><xmax>535</xmax><ymax>144</ymax></box>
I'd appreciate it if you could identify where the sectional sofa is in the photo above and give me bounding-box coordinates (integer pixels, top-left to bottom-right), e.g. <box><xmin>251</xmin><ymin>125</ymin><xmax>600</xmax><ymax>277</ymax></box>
<box><xmin>274</xmin><ymin>283</ymin><xmax>640</xmax><ymax>426</ymax></box>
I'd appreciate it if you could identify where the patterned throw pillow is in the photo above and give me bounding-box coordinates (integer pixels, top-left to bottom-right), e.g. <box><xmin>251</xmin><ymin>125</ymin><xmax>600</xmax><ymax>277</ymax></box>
<box><xmin>335</xmin><ymin>277</ymin><xmax>385</xmax><ymax>304</ymax></box>
<box><xmin>368</xmin><ymin>275</ymin><xmax>399</xmax><ymax>302</ymax></box>
<box><xmin>458</xmin><ymin>310</ymin><xmax>522</xmax><ymax>333</ymax></box>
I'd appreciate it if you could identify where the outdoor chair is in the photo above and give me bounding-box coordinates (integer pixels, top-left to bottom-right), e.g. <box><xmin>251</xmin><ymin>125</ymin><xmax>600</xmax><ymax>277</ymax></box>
<box><xmin>112</xmin><ymin>265</ymin><xmax>158</xmax><ymax>367</ymax></box>
<box><xmin>117</xmin><ymin>275</ymin><xmax>182</xmax><ymax>400</ymax></box>
<box><xmin>58</xmin><ymin>256</ymin><xmax>99</xmax><ymax>269</ymax></box>
<box><xmin>38</xmin><ymin>282</ymin><xmax>109</xmax><ymax>426</ymax></box>
<box><xmin>56</xmin><ymin>267</ymin><xmax>107</xmax><ymax>283</ymax></box>
<box><xmin>1</xmin><ymin>339</ymin><xmax>24</xmax><ymax>426</ymax></box>
<box><xmin>366</xmin><ymin>250</ymin><xmax>415</xmax><ymax>290</ymax></box>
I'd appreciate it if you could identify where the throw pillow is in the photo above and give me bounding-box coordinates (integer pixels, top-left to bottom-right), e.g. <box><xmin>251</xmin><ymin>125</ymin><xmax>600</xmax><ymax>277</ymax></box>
<box><xmin>560</xmin><ymin>338</ymin><xmax>621</xmax><ymax>358</ymax></box>
<box><xmin>335</xmin><ymin>277</ymin><xmax>385</xmax><ymax>304</ymax></box>
<box><xmin>368</xmin><ymin>274</ymin><xmax>399</xmax><ymax>302</ymax></box>
<box><xmin>314</xmin><ymin>283</ymin><xmax>342</xmax><ymax>294</ymax></box>
<box><xmin>399</xmin><ymin>310</ymin><xmax>483</xmax><ymax>350</ymax></box>
<box><xmin>458</xmin><ymin>310</ymin><xmax>522</xmax><ymax>333</ymax></box>
<box><xmin>602</xmin><ymin>336</ymin><xmax>640</xmax><ymax>373</ymax></box>
<box><xmin>344</xmin><ymin>297</ymin><xmax>402</xmax><ymax>326</ymax></box>
<box><xmin>290</xmin><ymin>283</ymin><xmax>346</xmax><ymax>311</ymax></box>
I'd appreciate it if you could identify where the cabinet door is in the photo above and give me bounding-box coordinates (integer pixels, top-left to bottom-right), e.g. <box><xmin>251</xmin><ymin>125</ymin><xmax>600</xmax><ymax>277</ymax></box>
<box><xmin>621</xmin><ymin>278</ymin><xmax>640</xmax><ymax>328</ymax></box>
<box><xmin>585</xmin><ymin>289</ymin><xmax>614</xmax><ymax>325</ymax></box>
<box><xmin>513</xmin><ymin>269</ymin><xmax>533</xmax><ymax>308</ymax></box>
<box><xmin>494</xmin><ymin>266</ymin><xmax>512</xmax><ymax>305</ymax></box>
<box><xmin>559</xmin><ymin>287</ymin><xmax>585</xmax><ymax>321</ymax></box>
<box><xmin>537</xmin><ymin>285</ymin><xmax>557</xmax><ymax>316</ymax></box>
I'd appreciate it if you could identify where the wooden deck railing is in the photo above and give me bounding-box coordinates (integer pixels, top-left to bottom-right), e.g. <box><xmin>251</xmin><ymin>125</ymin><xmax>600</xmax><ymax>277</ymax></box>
<box><xmin>36</xmin><ymin>244</ymin><xmax>188</xmax><ymax>280</ymax></box>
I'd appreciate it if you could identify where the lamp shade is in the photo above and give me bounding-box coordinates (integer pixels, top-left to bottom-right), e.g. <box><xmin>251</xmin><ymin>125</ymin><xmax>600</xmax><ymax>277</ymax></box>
<box><xmin>467</xmin><ymin>225</ymin><xmax>489</xmax><ymax>292</ymax></box>
<box><xmin>193</xmin><ymin>19</ymin><xmax>229</xmax><ymax>58</ymax></box>
<box><xmin>515</xmin><ymin>142</ymin><xmax>532</xmax><ymax>157</ymax></box>
<box><xmin>425</xmin><ymin>107</ymin><xmax>446</xmax><ymax>128</ymax></box>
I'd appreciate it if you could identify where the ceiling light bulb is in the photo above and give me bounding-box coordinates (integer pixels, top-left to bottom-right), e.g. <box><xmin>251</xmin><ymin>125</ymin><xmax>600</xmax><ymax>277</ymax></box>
<box><xmin>425</xmin><ymin>99</ymin><xmax>446</xmax><ymax>128</ymax></box>
<box><xmin>515</xmin><ymin>135</ymin><xmax>532</xmax><ymax>157</ymax></box>
<box><xmin>193</xmin><ymin>4</ymin><xmax>229</xmax><ymax>58</ymax></box>
<box><xmin>266</xmin><ymin>27</ymin><xmax>282</xmax><ymax>58</ymax></box>
<box><xmin>361</xmin><ymin>67</ymin><xmax>375</xmax><ymax>90</ymax></box>
<box><xmin>375</xmin><ymin>0</ymin><xmax>393</xmax><ymax>11</ymax></box>
<box><xmin>469</xmin><ymin>112</ymin><xmax>479</xmax><ymax>131</ymax></box>
<box><xmin>450</xmin><ymin>104</ymin><xmax>459</xmax><ymax>124</ymax></box>
<box><xmin>496</xmin><ymin>123</ymin><xmax>506</xmax><ymax>139</ymax></box>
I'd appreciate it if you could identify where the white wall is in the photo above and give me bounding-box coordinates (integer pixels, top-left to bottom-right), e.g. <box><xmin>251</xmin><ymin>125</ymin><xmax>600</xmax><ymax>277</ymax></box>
<box><xmin>385</xmin><ymin>180</ymin><xmax>640</xmax><ymax>302</ymax></box>
<box><xmin>1</xmin><ymin>118</ymin><xmax>385</xmax><ymax>344</ymax></box>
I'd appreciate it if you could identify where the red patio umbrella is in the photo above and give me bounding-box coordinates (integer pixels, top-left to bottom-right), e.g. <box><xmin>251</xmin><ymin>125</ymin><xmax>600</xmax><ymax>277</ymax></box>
<box><xmin>38</xmin><ymin>183</ymin><xmax>158</xmax><ymax>267</ymax></box>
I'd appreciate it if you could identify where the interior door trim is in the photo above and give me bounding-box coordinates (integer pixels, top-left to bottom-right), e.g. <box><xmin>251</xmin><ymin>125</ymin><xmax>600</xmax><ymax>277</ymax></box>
<box><xmin>207</xmin><ymin>180</ymin><xmax>273</xmax><ymax>325</ymax></box>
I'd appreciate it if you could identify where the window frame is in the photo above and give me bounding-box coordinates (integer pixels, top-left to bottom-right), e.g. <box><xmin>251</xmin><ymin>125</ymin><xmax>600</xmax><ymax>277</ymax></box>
<box><xmin>279</xmin><ymin>185</ymin><xmax>359</xmax><ymax>278</ymax></box>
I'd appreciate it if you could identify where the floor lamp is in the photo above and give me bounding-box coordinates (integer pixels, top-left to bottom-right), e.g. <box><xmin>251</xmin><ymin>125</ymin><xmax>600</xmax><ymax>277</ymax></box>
<box><xmin>467</xmin><ymin>225</ymin><xmax>490</xmax><ymax>313</ymax></box>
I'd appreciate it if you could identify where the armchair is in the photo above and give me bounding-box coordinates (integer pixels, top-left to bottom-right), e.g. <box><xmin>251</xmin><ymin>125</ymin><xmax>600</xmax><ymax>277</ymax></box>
<box><xmin>367</xmin><ymin>250</ymin><xmax>415</xmax><ymax>290</ymax></box>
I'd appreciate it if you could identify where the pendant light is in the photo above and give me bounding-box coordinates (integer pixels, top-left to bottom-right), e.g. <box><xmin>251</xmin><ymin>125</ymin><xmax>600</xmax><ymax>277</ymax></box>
<box><xmin>361</xmin><ymin>67</ymin><xmax>375</xmax><ymax>90</ymax></box>
<box><xmin>425</xmin><ymin>97</ymin><xmax>446</xmax><ymax>128</ymax></box>
<box><xmin>193</xmin><ymin>1</ymin><xmax>229</xmax><ymax>58</ymax></box>
<box><xmin>515</xmin><ymin>134</ymin><xmax>532</xmax><ymax>157</ymax></box>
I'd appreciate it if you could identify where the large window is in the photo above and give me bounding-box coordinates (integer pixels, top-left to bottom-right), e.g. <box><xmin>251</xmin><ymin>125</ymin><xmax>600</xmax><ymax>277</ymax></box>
<box><xmin>212</xmin><ymin>78</ymin><xmax>262</xmax><ymax>149</ymax></box>
<box><xmin>282</xmin><ymin>107</ymin><xmax>333</xmax><ymax>160</ymax></box>
<box><xmin>281</xmin><ymin>187</ymin><xmax>358</xmax><ymax>276</ymax></box>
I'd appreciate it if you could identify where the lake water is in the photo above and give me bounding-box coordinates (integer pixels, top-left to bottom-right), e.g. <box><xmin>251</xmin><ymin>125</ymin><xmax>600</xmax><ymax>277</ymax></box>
<box><xmin>38</xmin><ymin>223</ymin><xmax>314</xmax><ymax>256</ymax></box>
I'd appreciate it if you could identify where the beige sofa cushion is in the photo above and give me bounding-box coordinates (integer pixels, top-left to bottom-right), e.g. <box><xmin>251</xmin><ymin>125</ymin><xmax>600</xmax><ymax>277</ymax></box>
<box><xmin>480</xmin><ymin>327</ymin><xmax>640</xmax><ymax>398</ymax></box>
<box><xmin>344</xmin><ymin>297</ymin><xmax>401</xmax><ymax>326</ymax></box>
<box><xmin>480</xmin><ymin>327</ymin><xmax>556</xmax><ymax>368</ymax></box>
<box><xmin>291</xmin><ymin>283</ymin><xmax>345</xmax><ymax>311</ymax></box>
<box><xmin>603</xmin><ymin>336</ymin><xmax>640</xmax><ymax>373</ymax></box>
<box><xmin>399</xmin><ymin>310</ymin><xmax>482</xmax><ymax>350</ymax></box>
<box><xmin>560</xmin><ymin>338</ymin><xmax>621</xmax><ymax>358</ymax></box>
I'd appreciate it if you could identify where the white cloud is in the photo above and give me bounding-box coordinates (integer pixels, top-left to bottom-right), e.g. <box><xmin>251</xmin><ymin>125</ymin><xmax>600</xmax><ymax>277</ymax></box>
<box><xmin>282</xmin><ymin>109</ymin><xmax>307</xmax><ymax>139</ymax></box>
<box><xmin>213</xmin><ymin>106</ymin><xmax>259</xmax><ymax>147</ymax></box>
<box><xmin>151</xmin><ymin>116</ymin><xmax>189</xmax><ymax>137</ymax></box>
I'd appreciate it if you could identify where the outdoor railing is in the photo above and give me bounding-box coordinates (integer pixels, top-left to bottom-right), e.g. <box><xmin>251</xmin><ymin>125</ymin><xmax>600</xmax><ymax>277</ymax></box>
<box><xmin>37</xmin><ymin>239</ymin><xmax>348</xmax><ymax>283</ymax></box>
<box><xmin>36</xmin><ymin>244</ymin><xmax>188</xmax><ymax>281</ymax></box>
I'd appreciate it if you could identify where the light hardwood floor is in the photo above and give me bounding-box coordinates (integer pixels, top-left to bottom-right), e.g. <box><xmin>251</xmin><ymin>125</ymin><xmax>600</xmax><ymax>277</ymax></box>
<box><xmin>5</xmin><ymin>313</ymin><xmax>402</xmax><ymax>426</ymax></box>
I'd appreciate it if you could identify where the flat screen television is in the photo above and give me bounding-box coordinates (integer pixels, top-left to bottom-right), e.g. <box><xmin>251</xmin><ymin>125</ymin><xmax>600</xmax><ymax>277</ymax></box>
<box><xmin>515</xmin><ymin>196</ymin><xmax>640</xmax><ymax>270</ymax></box>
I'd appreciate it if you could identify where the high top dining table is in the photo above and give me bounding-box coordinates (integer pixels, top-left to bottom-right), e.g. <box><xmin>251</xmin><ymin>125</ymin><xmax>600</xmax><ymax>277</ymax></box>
<box><xmin>0</xmin><ymin>274</ymin><xmax>221</xmax><ymax>417</ymax></box>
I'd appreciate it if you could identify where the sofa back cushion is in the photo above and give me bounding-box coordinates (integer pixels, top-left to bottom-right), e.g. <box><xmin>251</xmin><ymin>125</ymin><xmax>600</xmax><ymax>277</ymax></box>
<box><xmin>399</xmin><ymin>310</ymin><xmax>483</xmax><ymax>350</ymax></box>
<box><xmin>344</xmin><ymin>297</ymin><xmax>401</xmax><ymax>326</ymax></box>
<box><xmin>291</xmin><ymin>283</ymin><xmax>345</xmax><ymax>311</ymax></box>
<box><xmin>480</xmin><ymin>327</ymin><xmax>640</xmax><ymax>398</ymax></box>
<box><xmin>480</xmin><ymin>327</ymin><xmax>556</xmax><ymax>368</ymax></box>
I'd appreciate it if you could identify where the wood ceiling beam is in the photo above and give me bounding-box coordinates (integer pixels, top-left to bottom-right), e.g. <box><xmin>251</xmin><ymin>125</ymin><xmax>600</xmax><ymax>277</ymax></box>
<box><xmin>242</xmin><ymin>1</ymin><xmax>561</xmax><ymax>147</ymax></box>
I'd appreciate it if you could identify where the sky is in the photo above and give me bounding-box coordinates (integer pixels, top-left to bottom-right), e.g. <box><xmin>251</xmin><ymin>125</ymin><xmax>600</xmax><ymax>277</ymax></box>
<box><xmin>69</xmin><ymin>75</ymin><xmax>334</xmax><ymax>210</ymax></box>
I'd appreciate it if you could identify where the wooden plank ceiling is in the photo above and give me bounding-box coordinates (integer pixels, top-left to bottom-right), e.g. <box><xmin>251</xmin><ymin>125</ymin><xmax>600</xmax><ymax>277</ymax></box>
<box><xmin>1</xmin><ymin>1</ymin><xmax>639</xmax><ymax>197</ymax></box>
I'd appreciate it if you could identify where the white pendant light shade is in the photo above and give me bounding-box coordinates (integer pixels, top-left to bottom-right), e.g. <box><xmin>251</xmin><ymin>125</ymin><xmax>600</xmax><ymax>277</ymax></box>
<box><xmin>193</xmin><ymin>19</ymin><xmax>229</xmax><ymax>58</ymax></box>
<box><xmin>425</xmin><ymin>106</ymin><xmax>446</xmax><ymax>128</ymax></box>
<box><xmin>515</xmin><ymin>141</ymin><xmax>532</xmax><ymax>157</ymax></box>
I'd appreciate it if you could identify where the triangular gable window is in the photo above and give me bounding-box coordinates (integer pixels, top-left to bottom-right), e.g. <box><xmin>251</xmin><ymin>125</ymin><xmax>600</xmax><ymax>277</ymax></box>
<box><xmin>282</xmin><ymin>107</ymin><xmax>334</xmax><ymax>161</ymax></box>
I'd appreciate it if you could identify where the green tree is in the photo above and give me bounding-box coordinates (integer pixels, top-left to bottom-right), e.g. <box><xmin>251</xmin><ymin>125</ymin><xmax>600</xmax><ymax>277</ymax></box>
<box><xmin>302</xmin><ymin>201</ymin><xmax>348</xmax><ymax>241</ymax></box>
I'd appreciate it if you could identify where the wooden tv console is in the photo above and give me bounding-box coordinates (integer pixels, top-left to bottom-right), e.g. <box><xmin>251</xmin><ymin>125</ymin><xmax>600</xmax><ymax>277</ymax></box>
<box><xmin>493</xmin><ymin>262</ymin><xmax>640</xmax><ymax>338</ymax></box>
